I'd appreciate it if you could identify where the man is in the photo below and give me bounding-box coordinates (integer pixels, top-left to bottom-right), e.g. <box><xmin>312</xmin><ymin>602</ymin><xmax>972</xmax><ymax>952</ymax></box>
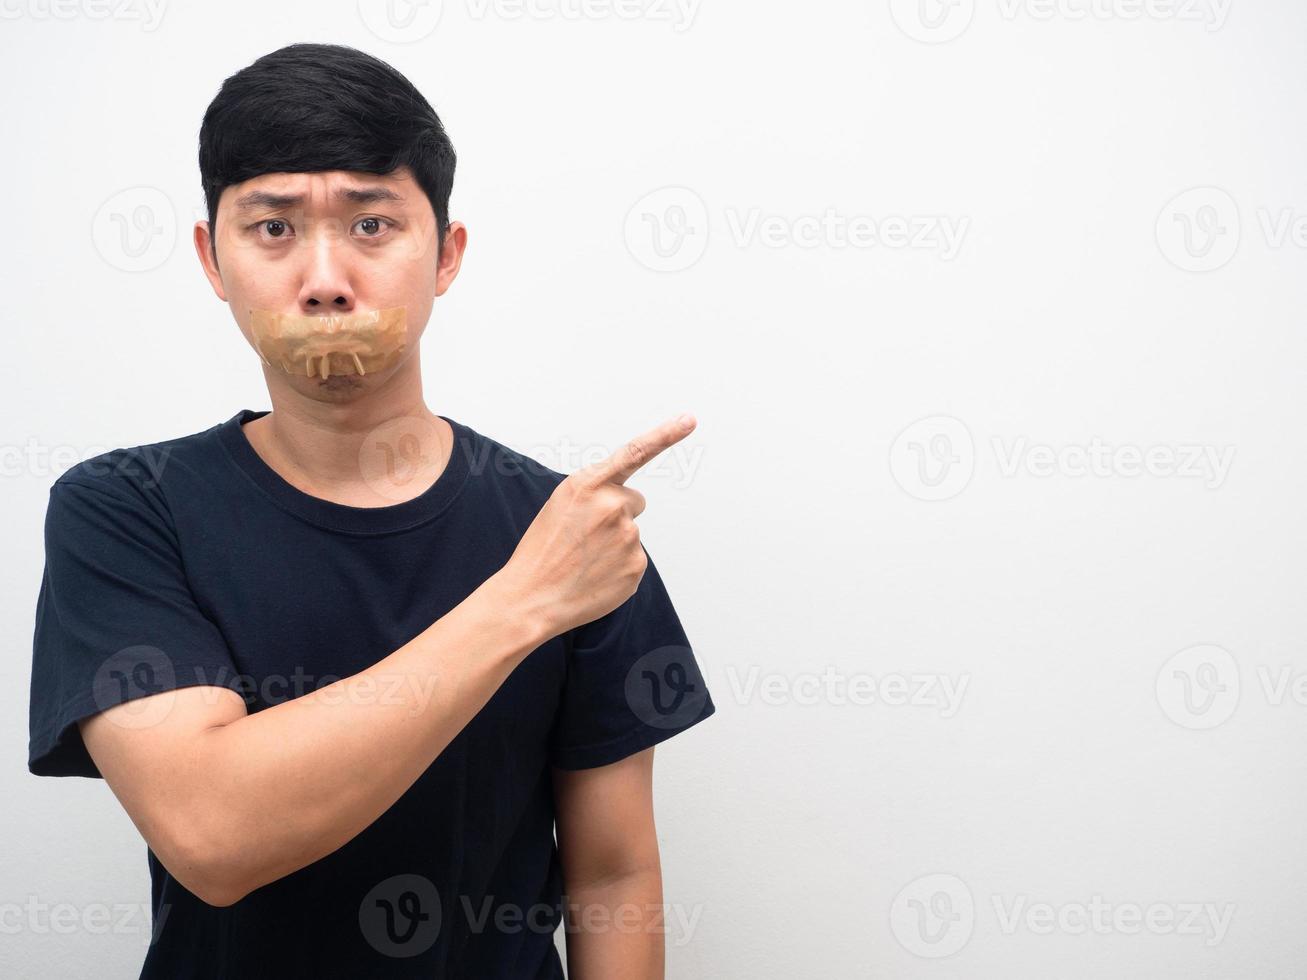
<box><xmin>27</xmin><ymin>42</ymin><xmax>715</xmax><ymax>979</ymax></box>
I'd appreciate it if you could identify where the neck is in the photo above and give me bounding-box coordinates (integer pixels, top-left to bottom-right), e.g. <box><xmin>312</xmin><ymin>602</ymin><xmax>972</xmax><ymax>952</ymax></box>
<box><xmin>245</xmin><ymin>351</ymin><xmax>451</xmax><ymax>506</ymax></box>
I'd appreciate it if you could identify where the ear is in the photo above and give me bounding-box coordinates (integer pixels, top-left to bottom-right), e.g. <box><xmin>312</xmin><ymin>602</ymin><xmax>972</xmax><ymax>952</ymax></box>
<box><xmin>434</xmin><ymin>221</ymin><xmax>468</xmax><ymax>298</ymax></box>
<box><xmin>193</xmin><ymin>220</ymin><xmax>227</xmax><ymax>302</ymax></box>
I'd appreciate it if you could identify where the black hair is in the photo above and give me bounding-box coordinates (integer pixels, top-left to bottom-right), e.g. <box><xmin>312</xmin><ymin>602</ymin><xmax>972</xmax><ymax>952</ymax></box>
<box><xmin>198</xmin><ymin>43</ymin><xmax>455</xmax><ymax>259</ymax></box>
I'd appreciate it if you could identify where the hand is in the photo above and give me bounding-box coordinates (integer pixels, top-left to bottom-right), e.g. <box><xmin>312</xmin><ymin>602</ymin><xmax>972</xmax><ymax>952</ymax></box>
<box><xmin>496</xmin><ymin>414</ymin><xmax>697</xmax><ymax>639</ymax></box>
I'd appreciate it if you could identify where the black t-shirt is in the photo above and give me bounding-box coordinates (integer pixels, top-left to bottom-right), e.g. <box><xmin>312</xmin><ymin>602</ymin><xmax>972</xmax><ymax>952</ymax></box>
<box><xmin>27</xmin><ymin>408</ymin><xmax>716</xmax><ymax>979</ymax></box>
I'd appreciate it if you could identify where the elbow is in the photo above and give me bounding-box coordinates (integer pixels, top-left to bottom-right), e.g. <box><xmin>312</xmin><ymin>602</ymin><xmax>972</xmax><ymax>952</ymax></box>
<box><xmin>191</xmin><ymin>872</ymin><xmax>247</xmax><ymax>909</ymax></box>
<box><xmin>183</xmin><ymin>852</ymin><xmax>249</xmax><ymax>908</ymax></box>
<box><xmin>165</xmin><ymin>822</ymin><xmax>250</xmax><ymax>908</ymax></box>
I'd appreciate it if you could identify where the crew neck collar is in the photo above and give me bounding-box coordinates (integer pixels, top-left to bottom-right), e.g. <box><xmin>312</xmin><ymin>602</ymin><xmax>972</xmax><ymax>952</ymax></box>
<box><xmin>216</xmin><ymin>408</ymin><xmax>472</xmax><ymax>535</ymax></box>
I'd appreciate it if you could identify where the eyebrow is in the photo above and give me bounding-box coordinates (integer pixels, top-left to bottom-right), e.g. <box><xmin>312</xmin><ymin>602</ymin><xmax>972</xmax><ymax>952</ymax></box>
<box><xmin>232</xmin><ymin>185</ymin><xmax>406</xmax><ymax>213</ymax></box>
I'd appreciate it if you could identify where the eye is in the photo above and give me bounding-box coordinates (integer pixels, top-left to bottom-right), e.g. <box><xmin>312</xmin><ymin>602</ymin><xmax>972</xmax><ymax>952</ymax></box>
<box><xmin>354</xmin><ymin>217</ymin><xmax>392</xmax><ymax>237</ymax></box>
<box><xmin>256</xmin><ymin>219</ymin><xmax>292</xmax><ymax>240</ymax></box>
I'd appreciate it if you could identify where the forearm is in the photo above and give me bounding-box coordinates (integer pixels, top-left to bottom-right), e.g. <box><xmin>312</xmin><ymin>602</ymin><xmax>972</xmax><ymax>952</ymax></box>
<box><xmin>190</xmin><ymin>570</ymin><xmax>550</xmax><ymax>903</ymax></box>
<box><xmin>563</xmin><ymin>869</ymin><xmax>665</xmax><ymax>980</ymax></box>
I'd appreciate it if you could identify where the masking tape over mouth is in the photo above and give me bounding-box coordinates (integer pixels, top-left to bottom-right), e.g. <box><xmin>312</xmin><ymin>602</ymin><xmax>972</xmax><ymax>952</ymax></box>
<box><xmin>247</xmin><ymin>307</ymin><xmax>408</xmax><ymax>379</ymax></box>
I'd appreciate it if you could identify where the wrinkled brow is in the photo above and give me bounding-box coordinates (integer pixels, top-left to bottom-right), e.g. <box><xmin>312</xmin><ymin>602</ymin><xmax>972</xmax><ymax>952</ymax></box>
<box><xmin>232</xmin><ymin>186</ymin><xmax>405</xmax><ymax>213</ymax></box>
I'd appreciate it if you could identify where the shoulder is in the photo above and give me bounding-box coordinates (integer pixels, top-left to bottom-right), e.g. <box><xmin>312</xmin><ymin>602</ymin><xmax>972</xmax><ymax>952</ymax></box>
<box><xmin>48</xmin><ymin>418</ymin><xmax>225</xmax><ymax>515</ymax></box>
<box><xmin>455</xmin><ymin>421</ymin><xmax>570</xmax><ymax>501</ymax></box>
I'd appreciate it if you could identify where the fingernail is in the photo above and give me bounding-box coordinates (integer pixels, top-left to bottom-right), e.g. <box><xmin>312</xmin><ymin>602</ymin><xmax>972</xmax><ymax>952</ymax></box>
<box><xmin>676</xmin><ymin>413</ymin><xmax>695</xmax><ymax>429</ymax></box>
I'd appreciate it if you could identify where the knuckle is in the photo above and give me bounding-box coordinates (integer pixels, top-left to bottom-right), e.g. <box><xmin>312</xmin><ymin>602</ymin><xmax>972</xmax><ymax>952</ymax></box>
<box><xmin>601</xmin><ymin>490</ymin><xmax>626</xmax><ymax>518</ymax></box>
<box><xmin>625</xmin><ymin>438</ymin><xmax>648</xmax><ymax>466</ymax></box>
<box><xmin>569</xmin><ymin>479</ymin><xmax>596</xmax><ymax>508</ymax></box>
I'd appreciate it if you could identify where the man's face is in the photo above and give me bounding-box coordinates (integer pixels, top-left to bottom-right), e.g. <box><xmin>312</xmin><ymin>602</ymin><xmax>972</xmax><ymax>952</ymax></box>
<box><xmin>194</xmin><ymin>165</ymin><xmax>464</xmax><ymax>396</ymax></box>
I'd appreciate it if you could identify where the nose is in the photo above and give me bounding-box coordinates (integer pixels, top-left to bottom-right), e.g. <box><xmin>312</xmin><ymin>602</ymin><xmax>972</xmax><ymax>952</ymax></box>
<box><xmin>297</xmin><ymin>218</ymin><xmax>356</xmax><ymax>313</ymax></box>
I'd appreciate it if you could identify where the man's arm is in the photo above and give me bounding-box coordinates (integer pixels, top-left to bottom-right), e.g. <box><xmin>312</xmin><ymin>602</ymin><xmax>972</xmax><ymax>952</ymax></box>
<box><xmin>552</xmin><ymin>748</ymin><xmax>666</xmax><ymax>980</ymax></box>
<box><xmin>82</xmin><ymin>571</ymin><xmax>549</xmax><ymax>907</ymax></box>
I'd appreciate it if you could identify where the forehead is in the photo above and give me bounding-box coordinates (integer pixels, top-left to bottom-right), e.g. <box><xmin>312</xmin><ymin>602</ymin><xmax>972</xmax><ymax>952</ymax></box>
<box><xmin>222</xmin><ymin>167</ymin><xmax>419</xmax><ymax>213</ymax></box>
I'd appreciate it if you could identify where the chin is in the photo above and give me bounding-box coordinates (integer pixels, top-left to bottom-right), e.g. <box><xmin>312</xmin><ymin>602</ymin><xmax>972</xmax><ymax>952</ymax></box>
<box><xmin>311</xmin><ymin>374</ymin><xmax>367</xmax><ymax>396</ymax></box>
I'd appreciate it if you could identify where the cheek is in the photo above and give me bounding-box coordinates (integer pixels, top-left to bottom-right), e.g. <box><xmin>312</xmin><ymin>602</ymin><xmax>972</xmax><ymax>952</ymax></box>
<box><xmin>400</xmin><ymin>293</ymin><xmax>435</xmax><ymax>337</ymax></box>
<box><xmin>223</xmin><ymin>253</ymin><xmax>293</xmax><ymax>310</ymax></box>
<box><xmin>215</xmin><ymin>243</ymin><xmax>262</xmax><ymax>304</ymax></box>
<box><xmin>385</xmin><ymin>257</ymin><xmax>440</xmax><ymax>309</ymax></box>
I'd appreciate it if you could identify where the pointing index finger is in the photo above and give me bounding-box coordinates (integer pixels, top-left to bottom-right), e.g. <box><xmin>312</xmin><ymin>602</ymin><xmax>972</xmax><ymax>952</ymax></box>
<box><xmin>584</xmin><ymin>414</ymin><xmax>697</xmax><ymax>487</ymax></box>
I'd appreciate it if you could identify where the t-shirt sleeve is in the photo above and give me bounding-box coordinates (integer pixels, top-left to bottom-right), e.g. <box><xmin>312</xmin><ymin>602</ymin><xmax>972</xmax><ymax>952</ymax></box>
<box><xmin>548</xmin><ymin>545</ymin><xmax>716</xmax><ymax>770</ymax></box>
<box><xmin>28</xmin><ymin>476</ymin><xmax>248</xmax><ymax>778</ymax></box>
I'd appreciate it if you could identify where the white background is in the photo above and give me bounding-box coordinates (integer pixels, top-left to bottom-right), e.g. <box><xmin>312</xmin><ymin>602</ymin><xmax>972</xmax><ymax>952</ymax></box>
<box><xmin>4</xmin><ymin>0</ymin><xmax>1306</xmax><ymax>977</ymax></box>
